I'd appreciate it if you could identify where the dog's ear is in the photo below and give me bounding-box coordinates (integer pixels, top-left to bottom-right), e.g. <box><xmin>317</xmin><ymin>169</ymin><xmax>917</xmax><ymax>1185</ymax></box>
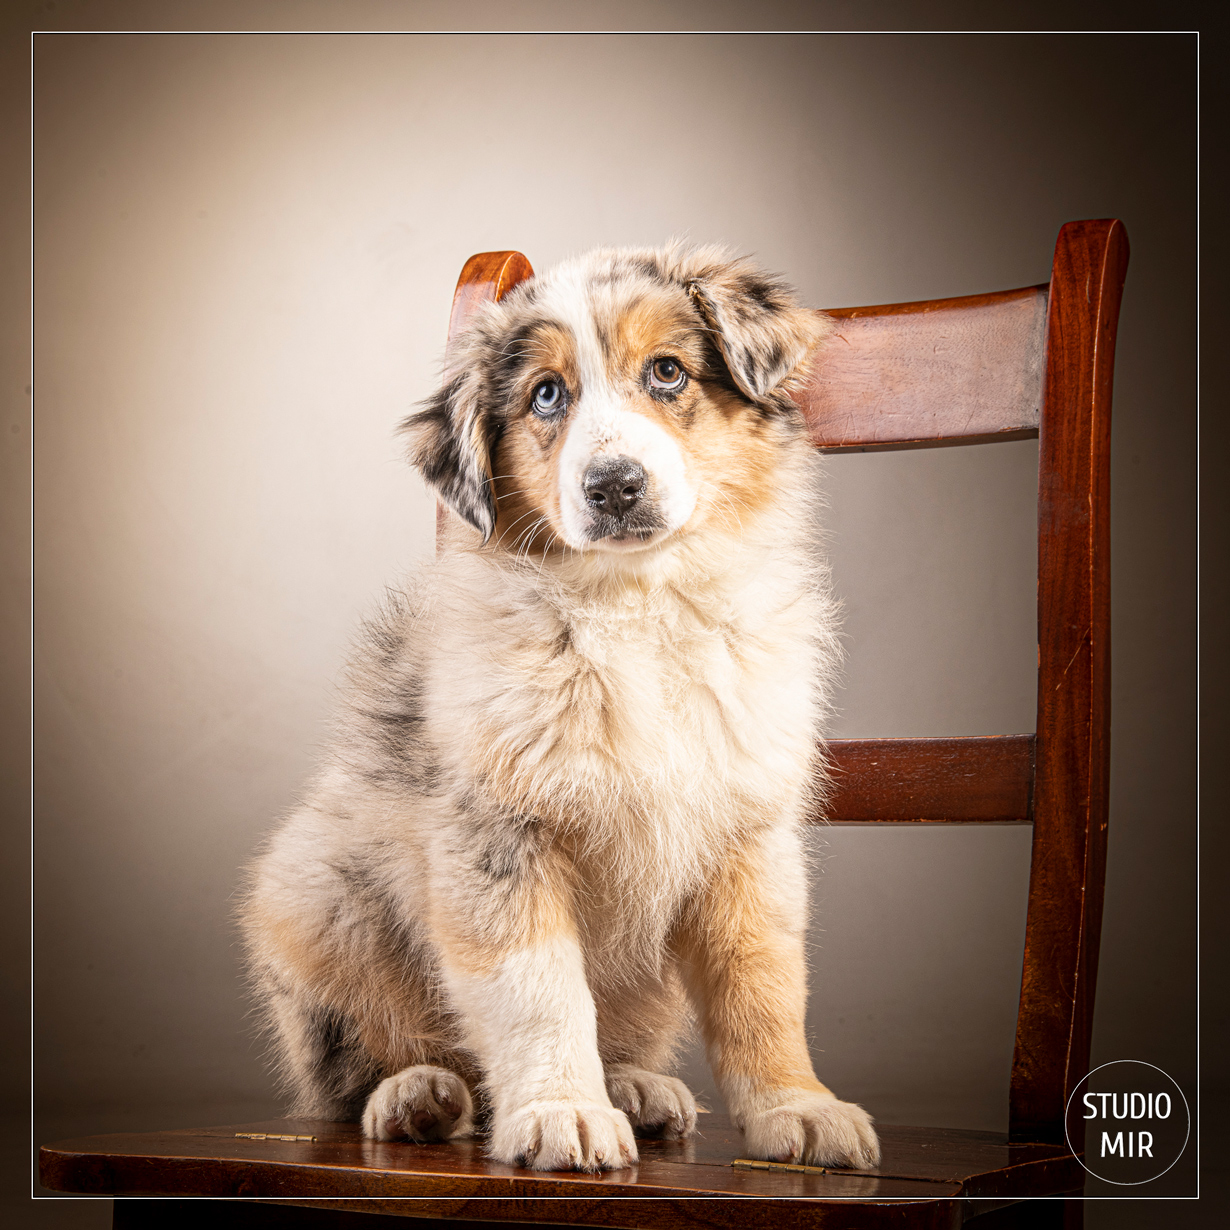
<box><xmin>685</xmin><ymin>258</ymin><xmax>832</xmax><ymax>405</ymax></box>
<box><xmin>401</xmin><ymin>371</ymin><xmax>497</xmax><ymax>541</ymax></box>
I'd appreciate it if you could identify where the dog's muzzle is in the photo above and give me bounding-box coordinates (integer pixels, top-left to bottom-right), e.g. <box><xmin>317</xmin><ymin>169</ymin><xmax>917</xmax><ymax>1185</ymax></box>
<box><xmin>581</xmin><ymin>455</ymin><xmax>664</xmax><ymax>543</ymax></box>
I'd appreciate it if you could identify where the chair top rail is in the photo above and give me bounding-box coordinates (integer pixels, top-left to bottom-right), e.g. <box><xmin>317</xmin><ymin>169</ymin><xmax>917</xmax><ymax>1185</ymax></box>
<box><xmin>796</xmin><ymin>284</ymin><xmax>1049</xmax><ymax>452</ymax></box>
<box><xmin>444</xmin><ymin>255</ymin><xmax>1049</xmax><ymax>456</ymax></box>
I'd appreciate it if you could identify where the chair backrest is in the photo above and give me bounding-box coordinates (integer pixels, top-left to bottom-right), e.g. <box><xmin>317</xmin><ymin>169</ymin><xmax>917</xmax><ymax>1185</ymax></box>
<box><xmin>437</xmin><ymin>221</ymin><xmax>1130</xmax><ymax>1148</ymax></box>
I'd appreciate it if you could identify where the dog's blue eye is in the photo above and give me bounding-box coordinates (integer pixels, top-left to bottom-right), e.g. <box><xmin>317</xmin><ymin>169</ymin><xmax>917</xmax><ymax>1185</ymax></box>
<box><xmin>531</xmin><ymin>380</ymin><xmax>565</xmax><ymax>416</ymax></box>
<box><xmin>649</xmin><ymin>357</ymin><xmax>687</xmax><ymax>392</ymax></box>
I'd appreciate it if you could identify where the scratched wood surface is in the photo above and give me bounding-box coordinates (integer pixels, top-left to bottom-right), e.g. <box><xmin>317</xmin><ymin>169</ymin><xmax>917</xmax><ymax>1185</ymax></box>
<box><xmin>42</xmin><ymin>1114</ymin><xmax>1083</xmax><ymax>1219</ymax></box>
<box><xmin>1009</xmin><ymin>219</ymin><xmax>1128</xmax><ymax>1147</ymax></box>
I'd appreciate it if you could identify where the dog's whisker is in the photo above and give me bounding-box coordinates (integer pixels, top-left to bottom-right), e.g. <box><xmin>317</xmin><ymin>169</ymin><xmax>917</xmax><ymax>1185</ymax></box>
<box><xmin>510</xmin><ymin>515</ymin><xmax>551</xmax><ymax>564</ymax></box>
<box><xmin>711</xmin><ymin>487</ymin><xmax>747</xmax><ymax>546</ymax></box>
<box><xmin>499</xmin><ymin>506</ymin><xmax>550</xmax><ymax>542</ymax></box>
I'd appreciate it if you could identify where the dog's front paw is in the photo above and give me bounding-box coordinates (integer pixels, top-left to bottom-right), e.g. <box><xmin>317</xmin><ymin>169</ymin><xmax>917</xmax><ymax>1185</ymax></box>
<box><xmin>489</xmin><ymin>1101</ymin><xmax>637</xmax><ymax>1171</ymax></box>
<box><xmin>742</xmin><ymin>1091</ymin><xmax>880</xmax><ymax>1170</ymax></box>
<box><xmin>605</xmin><ymin>1064</ymin><xmax>697</xmax><ymax>1139</ymax></box>
<box><xmin>362</xmin><ymin>1065</ymin><xmax>475</xmax><ymax>1142</ymax></box>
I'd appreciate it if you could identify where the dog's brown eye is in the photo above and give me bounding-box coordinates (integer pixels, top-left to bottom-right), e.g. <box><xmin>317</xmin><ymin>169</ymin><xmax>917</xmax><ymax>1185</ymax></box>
<box><xmin>649</xmin><ymin>358</ymin><xmax>686</xmax><ymax>392</ymax></box>
<box><xmin>531</xmin><ymin>379</ymin><xmax>565</xmax><ymax>417</ymax></box>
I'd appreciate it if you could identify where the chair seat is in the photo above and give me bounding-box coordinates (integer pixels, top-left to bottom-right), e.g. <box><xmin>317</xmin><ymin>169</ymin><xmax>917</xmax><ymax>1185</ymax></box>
<box><xmin>40</xmin><ymin>1114</ymin><xmax>1083</xmax><ymax>1225</ymax></box>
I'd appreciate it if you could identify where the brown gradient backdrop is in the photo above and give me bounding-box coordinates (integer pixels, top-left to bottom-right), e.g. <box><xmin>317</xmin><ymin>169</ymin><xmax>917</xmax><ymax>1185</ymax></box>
<box><xmin>18</xmin><ymin>10</ymin><xmax>1198</xmax><ymax>1225</ymax></box>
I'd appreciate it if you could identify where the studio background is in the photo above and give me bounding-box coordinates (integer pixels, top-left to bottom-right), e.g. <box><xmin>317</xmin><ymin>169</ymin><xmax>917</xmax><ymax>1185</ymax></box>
<box><xmin>15</xmin><ymin>12</ymin><xmax>1199</xmax><ymax>1225</ymax></box>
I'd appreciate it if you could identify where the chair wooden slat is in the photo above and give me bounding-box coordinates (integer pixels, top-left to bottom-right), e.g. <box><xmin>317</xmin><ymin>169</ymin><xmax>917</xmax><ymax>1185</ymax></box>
<box><xmin>795</xmin><ymin>285</ymin><xmax>1048</xmax><ymax>452</ymax></box>
<box><xmin>820</xmin><ymin>735</ymin><xmax>1035</xmax><ymax>824</ymax></box>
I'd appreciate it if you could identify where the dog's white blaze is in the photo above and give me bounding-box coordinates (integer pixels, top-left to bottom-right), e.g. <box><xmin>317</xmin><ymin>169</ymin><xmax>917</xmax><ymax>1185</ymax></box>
<box><xmin>440</xmin><ymin>938</ymin><xmax>611</xmax><ymax>1115</ymax></box>
<box><xmin>539</xmin><ymin>268</ymin><xmax>698</xmax><ymax>550</ymax></box>
<box><xmin>557</xmin><ymin>406</ymin><xmax>697</xmax><ymax>548</ymax></box>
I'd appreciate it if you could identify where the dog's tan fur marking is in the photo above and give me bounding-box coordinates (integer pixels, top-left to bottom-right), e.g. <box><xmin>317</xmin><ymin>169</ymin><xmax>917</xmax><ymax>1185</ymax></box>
<box><xmin>242</xmin><ymin>243</ymin><xmax>878</xmax><ymax>1172</ymax></box>
<box><xmin>492</xmin><ymin>425</ymin><xmax>565</xmax><ymax>555</ymax></box>
<box><xmin>674</xmin><ymin>829</ymin><xmax>827</xmax><ymax>1097</ymax></box>
<box><xmin>606</xmin><ymin>290</ymin><xmax>705</xmax><ymax>383</ymax></box>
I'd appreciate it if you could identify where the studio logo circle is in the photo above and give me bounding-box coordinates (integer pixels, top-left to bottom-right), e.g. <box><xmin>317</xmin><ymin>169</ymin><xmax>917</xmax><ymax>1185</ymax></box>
<box><xmin>1065</xmin><ymin>1061</ymin><xmax>1190</xmax><ymax>1186</ymax></box>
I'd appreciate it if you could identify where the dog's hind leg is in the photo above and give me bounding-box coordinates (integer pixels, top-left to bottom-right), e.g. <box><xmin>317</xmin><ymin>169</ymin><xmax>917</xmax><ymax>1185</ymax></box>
<box><xmin>264</xmin><ymin>977</ymin><xmax>480</xmax><ymax>1139</ymax></box>
<box><xmin>265</xmin><ymin>987</ymin><xmax>384</xmax><ymax>1120</ymax></box>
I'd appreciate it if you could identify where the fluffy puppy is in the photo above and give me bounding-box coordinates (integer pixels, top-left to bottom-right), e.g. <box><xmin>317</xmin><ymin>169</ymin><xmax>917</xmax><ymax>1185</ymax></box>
<box><xmin>241</xmin><ymin>242</ymin><xmax>880</xmax><ymax>1173</ymax></box>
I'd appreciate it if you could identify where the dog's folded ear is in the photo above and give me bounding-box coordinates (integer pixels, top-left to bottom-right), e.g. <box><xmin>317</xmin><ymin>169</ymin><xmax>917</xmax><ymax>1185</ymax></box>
<box><xmin>400</xmin><ymin>371</ymin><xmax>497</xmax><ymax>541</ymax></box>
<box><xmin>684</xmin><ymin>256</ymin><xmax>832</xmax><ymax>407</ymax></box>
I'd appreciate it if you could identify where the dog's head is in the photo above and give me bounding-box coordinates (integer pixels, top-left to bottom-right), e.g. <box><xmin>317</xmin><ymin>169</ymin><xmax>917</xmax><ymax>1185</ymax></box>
<box><xmin>403</xmin><ymin>244</ymin><xmax>831</xmax><ymax>558</ymax></box>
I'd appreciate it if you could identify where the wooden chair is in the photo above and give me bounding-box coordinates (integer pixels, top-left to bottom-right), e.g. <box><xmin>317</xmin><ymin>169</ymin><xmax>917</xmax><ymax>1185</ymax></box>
<box><xmin>40</xmin><ymin>219</ymin><xmax>1129</xmax><ymax>1228</ymax></box>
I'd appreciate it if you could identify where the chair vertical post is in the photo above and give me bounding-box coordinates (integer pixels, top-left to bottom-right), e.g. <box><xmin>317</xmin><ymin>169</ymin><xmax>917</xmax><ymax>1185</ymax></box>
<box><xmin>1009</xmin><ymin>220</ymin><xmax>1129</xmax><ymax>1145</ymax></box>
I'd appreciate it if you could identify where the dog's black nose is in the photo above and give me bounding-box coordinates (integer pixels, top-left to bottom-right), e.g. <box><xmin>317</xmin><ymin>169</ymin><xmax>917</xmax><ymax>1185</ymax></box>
<box><xmin>583</xmin><ymin>456</ymin><xmax>646</xmax><ymax>516</ymax></box>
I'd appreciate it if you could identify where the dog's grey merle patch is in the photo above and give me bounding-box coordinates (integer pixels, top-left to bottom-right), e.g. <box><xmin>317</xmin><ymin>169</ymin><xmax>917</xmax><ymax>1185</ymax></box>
<box><xmin>474</xmin><ymin>818</ymin><xmax>544</xmax><ymax>883</ymax></box>
<box><xmin>403</xmin><ymin>375</ymin><xmax>496</xmax><ymax>539</ymax></box>
<box><xmin>265</xmin><ymin>991</ymin><xmax>383</xmax><ymax>1120</ymax></box>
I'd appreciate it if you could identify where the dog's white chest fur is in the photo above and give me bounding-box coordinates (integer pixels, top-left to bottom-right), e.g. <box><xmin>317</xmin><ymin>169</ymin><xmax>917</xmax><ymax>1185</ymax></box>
<box><xmin>410</xmin><ymin>535</ymin><xmax>824</xmax><ymax>975</ymax></box>
<box><xmin>424</xmin><ymin>541</ymin><xmax>822</xmax><ymax>843</ymax></box>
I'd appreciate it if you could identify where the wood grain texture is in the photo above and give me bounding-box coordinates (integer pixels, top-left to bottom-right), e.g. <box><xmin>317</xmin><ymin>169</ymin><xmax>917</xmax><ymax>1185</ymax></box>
<box><xmin>795</xmin><ymin>286</ymin><xmax>1048</xmax><ymax>452</ymax></box>
<box><xmin>41</xmin><ymin>1115</ymin><xmax>1081</xmax><ymax>1214</ymax></box>
<box><xmin>820</xmin><ymin>736</ymin><xmax>1035</xmax><ymax>824</ymax></box>
<box><xmin>1009</xmin><ymin>220</ymin><xmax>1129</xmax><ymax>1146</ymax></box>
<box><xmin>444</xmin><ymin>250</ymin><xmax>535</xmax><ymax>371</ymax></box>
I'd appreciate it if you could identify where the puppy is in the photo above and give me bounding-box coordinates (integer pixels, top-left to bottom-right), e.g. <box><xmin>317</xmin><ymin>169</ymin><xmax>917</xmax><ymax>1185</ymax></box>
<box><xmin>241</xmin><ymin>242</ymin><xmax>881</xmax><ymax>1173</ymax></box>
